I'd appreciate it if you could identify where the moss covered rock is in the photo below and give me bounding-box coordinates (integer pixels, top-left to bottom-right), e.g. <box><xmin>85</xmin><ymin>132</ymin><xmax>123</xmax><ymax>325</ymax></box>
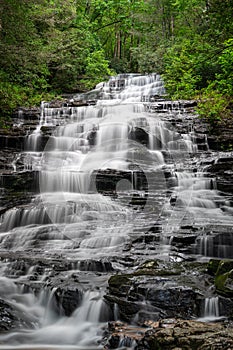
<box><xmin>207</xmin><ymin>259</ymin><xmax>233</xmax><ymax>297</ymax></box>
<box><xmin>106</xmin><ymin>260</ymin><xmax>206</xmax><ymax>322</ymax></box>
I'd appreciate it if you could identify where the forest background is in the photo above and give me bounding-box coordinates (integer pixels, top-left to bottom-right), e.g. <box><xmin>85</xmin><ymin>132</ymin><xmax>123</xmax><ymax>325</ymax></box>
<box><xmin>0</xmin><ymin>0</ymin><xmax>233</xmax><ymax>126</ymax></box>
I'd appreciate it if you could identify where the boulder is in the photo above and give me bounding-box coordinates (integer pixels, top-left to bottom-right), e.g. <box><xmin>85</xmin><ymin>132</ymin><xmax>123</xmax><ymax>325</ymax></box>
<box><xmin>105</xmin><ymin>260</ymin><xmax>208</xmax><ymax>322</ymax></box>
<box><xmin>206</xmin><ymin>159</ymin><xmax>233</xmax><ymax>194</ymax></box>
<box><xmin>138</xmin><ymin>319</ymin><xmax>233</xmax><ymax>350</ymax></box>
<box><xmin>53</xmin><ymin>283</ymin><xmax>83</xmax><ymax>316</ymax></box>
<box><xmin>129</xmin><ymin>127</ymin><xmax>149</xmax><ymax>147</ymax></box>
<box><xmin>0</xmin><ymin>298</ymin><xmax>32</xmax><ymax>332</ymax></box>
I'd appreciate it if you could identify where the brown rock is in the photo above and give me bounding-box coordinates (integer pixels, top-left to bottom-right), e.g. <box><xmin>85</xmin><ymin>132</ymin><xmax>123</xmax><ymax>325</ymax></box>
<box><xmin>105</xmin><ymin>319</ymin><xmax>233</xmax><ymax>350</ymax></box>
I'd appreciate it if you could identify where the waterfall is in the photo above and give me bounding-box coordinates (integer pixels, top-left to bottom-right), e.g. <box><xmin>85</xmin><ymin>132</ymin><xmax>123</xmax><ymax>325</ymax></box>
<box><xmin>0</xmin><ymin>278</ymin><xmax>108</xmax><ymax>348</ymax></box>
<box><xmin>0</xmin><ymin>73</ymin><xmax>232</xmax><ymax>349</ymax></box>
<box><xmin>26</xmin><ymin>101</ymin><xmax>49</xmax><ymax>152</ymax></box>
<box><xmin>197</xmin><ymin>296</ymin><xmax>224</xmax><ymax>322</ymax></box>
<box><xmin>204</xmin><ymin>297</ymin><xmax>219</xmax><ymax>318</ymax></box>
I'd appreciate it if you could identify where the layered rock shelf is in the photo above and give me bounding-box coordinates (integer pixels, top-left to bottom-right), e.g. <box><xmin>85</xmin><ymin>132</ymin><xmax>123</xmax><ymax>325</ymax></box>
<box><xmin>0</xmin><ymin>74</ymin><xmax>233</xmax><ymax>349</ymax></box>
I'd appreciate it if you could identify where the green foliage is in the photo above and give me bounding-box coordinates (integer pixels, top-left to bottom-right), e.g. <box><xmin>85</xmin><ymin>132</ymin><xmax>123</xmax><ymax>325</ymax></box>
<box><xmin>80</xmin><ymin>50</ymin><xmax>115</xmax><ymax>90</ymax></box>
<box><xmin>110</xmin><ymin>57</ymin><xmax>130</xmax><ymax>74</ymax></box>
<box><xmin>130</xmin><ymin>45</ymin><xmax>166</xmax><ymax>73</ymax></box>
<box><xmin>162</xmin><ymin>40</ymin><xmax>200</xmax><ymax>98</ymax></box>
<box><xmin>0</xmin><ymin>70</ymin><xmax>55</xmax><ymax>116</ymax></box>
<box><xmin>196</xmin><ymin>90</ymin><xmax>231</xmax><ymax>127</ymax></box>
<box><xmin>0</xmin><ymin>0</ymin><xmax>232</xmax><ymax>129</ymax></box>
<box><xmin>204</xmin><ymin>0</ymin><xmax>233</xmax><ymax>42</ymax></box>
<box><xmin>194</xmin><ymin>39</ymin><xmax>233</xmax><ymax>127</ymax></box>
<box><xmin>214</xmin><ymin>39</ymin><xmax>233</xmax><ymax>95</ymax></box>
<box><xmin>0</xmin><ymin>75</ymin><xmax>27</xmax><ymax>116</ymax></box>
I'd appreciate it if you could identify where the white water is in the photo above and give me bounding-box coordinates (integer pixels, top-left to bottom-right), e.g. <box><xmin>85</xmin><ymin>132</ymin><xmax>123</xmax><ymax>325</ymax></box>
<box><xmin>0</xmin><ymin>73</ymin><xmax>232</xmax><ymax>348</ymax></box>
<box><xmin>204</xmin><ymin>297</ymin><xmax>219</xmax><ymax>318</ymax></box>
<box><xmin>0</xmin><ymin>276</ymin><xmax>107</xmax><ymax>349</ymax></box>
<box><xmin>198</xmin><ymin>296</ymin><xmax>225</xmax><ymax>322</ymax></box>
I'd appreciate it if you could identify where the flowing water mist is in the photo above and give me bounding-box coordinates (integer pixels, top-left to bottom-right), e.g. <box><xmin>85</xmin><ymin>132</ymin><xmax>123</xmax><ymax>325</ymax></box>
<box><xmin>0</xmin><ymin>73</ymin><xmax>232</xmax><ymax>349</ymax></box>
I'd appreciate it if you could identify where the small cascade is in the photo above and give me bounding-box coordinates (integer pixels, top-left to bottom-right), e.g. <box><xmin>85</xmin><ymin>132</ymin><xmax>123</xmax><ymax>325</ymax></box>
<box><xmin>204</xmin><ymin>297</ymin><xmax>219</xmax><ymax>318</ymax></box>
<box><xmin>198</xmin><ymin>296</ymin><xmax>224</xmax><ymax>322</ymax></box>
<box><xmin>196</xmin><ymin>229</ymin><xmax>233</xmax><ymax>258</ymax></box>
<box><xmin>11</xmin><ymin>153</ymin><xmax>21</xmax><ymax>172</ymax></box>
<box><xmin>0</xmin><ymin>280</ymin><xmax>108</xmax><ymax>349</ymax></box>
<box><xmin>118</xmin><ymin>336</ymin><xmax>137</xmax><ymax>348</ymax></box>
<box><xmin>14</xmin><ymin>109</ymin><xmax>24</xmax><ymax>127</ymax></box>
<box><xmin>101</xmin><ymin>73</ymin><xmax>166</xmax><ymax>102</ymax></box>
<box><xmin>168</xmin><ymin>171</ymin><xmax>232</xmax><ymax>224</ymax></box>
<box><xmin>198</xmin><ymin>235</ymin><xmax>214</xmax><ymax>256</ymax></box>
<box><xmin>26</xmin><ymin>101</ymin><xmax>48</xmax><ymax>152</ymax></box>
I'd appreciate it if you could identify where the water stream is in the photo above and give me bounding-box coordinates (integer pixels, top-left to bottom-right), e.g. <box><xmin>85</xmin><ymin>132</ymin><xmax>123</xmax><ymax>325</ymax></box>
<box><xmin>0</xmin><ymin>73</ymin><xmax>232</xmax><ymax>349</ymax></box>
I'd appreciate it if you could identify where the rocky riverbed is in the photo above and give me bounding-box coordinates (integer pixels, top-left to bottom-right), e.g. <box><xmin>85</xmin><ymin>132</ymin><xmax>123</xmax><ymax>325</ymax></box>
<box><xmin>104</xmin><ymin>318</ymin><xmax>233</xmax><ymax>349</ymax></box>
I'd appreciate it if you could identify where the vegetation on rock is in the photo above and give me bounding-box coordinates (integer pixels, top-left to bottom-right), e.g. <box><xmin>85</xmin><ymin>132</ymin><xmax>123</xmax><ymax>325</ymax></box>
<box><xmin>208</xmin><ymin>259</ymin><xmax>233</xmax><ymax>298</ymax></box>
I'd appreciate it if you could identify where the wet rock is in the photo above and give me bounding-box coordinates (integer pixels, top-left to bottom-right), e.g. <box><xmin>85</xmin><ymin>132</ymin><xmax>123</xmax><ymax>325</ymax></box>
<box><xmin>48</xmin><ymin>99</ymin><xmax>69</xmax><ymax>108</ymax></box>
<box><xmin>0</xmin><ymin>298</ymin><xmax>31</xmax><ymax>332</ymax></box>
<box><xmin>129</xmin><ymin>127</ymin><xmax>149</xmax><ymax>146</ymax></box>
<box><xmin>0</xmin><ymin>150</ymin><xmax>26</xmax><ymax>173</ymax></box>
<box><xmin>104</xmin><ymin>321</ymin><xmax>145</xmax><ymax>349</ymax></box>
<box><xmin>0</xmin><ymin>170</ymin><xmax>40</xmax><ymax>214</ymax></box>
<box><xmin>0</xmin><ymin>134</ymin><xmax>25</xmax><ymax>150</ymax></box>
<box><xmin>109</xmin><ymin>78</ymin><xmax>125</xmax><ymax>91</ymax></box>
<box><xmin>90</xmin><ymin>169</ymin><xmax>148</xmax><ymax>197</ymax></box>
<box><xmin>0</xmin><ymin>252</ymin><xmax>84</xmax><ymax>316</ymax></box>
<box><xmin>87</xmin><ymin>129</ymin><xmax>97</xmax><ymax>146</ymax></box>
<box><xmin>147</xmin><ymin>100</ymin><xmax>197</xmax><ymax>113</ymax></box>
<box><xmin>54</xmin><ymin>283</ymin><xmax>83</xmax><ymax>316</ymax></box>
<box><xmin>13</xmin><ymin>107</ymin><xmax>40</xmax><ymax>121</ymax></box>
<box><xmin>104</xmin><ymin>319</ymin><xmax>233</xmax><ymax>350</ymax></box>
<box><xmin>140</xmin><ymin>260</ymin><xmax>159</xmax><ymax>269</ymax></box>
<box><xmin>205</xmin><ymin>259</ymin><xmax>233</xmax><ymax>318</ymax></box>
<box><xmin>76</xmin><ymin>259</ymin><xmax>113</xmax><ymax>272</ymax></box>
<box><xmin>1</xmin><ymin>171</ymin><xmax>39</xmax><ymax>193</ymax></box>
<box><xmin>207</xmin><ymin>132</ymin><xmax>233</xmax><ymax>152</ymax></box>
<box><xmin>1</xmin><ymin>253</ymin><xmax>67</xmax><ymax>279</ymax></box>
<box><xmin>0</xmin><ymin>190</ymin><xmax>35</xmax><ymax>216</ymax></box>
<box><xmin>137</xmin><ymin>319</ymin><xmax>233</xmax><ymax>350</ymax></box>
<box><xmin>218</xmin><ymin>296</ymin><xmax>233</xmax><ymax>318</ymax></box>
<box><xmin>72</xmin><ymin>89</ymin><xmax>101</xmax><ymax>105</ymax></box>
<box><xmin>105</xmin><ymin>260</ymin><xmax>207</xmax><ymax>322</ymax></box>
<box><xmin>105</xmin><ymin>295</ymin><xmax>143</xmax><ymax>322</ymax></box>
<box><xmin>171</xmin><ymin>234</ymin><xmax>198</xmax><ymax>248</ymax></box>
<box><xmin>206</xmin><ymin>158</ymin><xmax>233</xmax><ymax>194</ymax></box>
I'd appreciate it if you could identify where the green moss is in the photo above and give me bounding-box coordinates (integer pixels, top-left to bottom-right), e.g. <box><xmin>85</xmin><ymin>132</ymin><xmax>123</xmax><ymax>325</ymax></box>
<box><xmin>207</xmin><ymin>259</ymin><xmax>221</xmax><ymax>275</ymax></box>
<box><xmin>215</xmin><ymin>273</ymin><xmax>229</xmax><ymax>292</ymax></box>
<box><xmin>215</xmin><ymin>271</ymin><xmax>233</xmax><ymax>297</ymax></box>
<box><xmin>207</xmin><ymin>259</ymin><xmax>233</xmax><ymax>276</ymax></box>
<box><xmin>206</xmin><ymin>259</ymin><xmax>233</xmax><ymax>297</ymax></box>
<box><xmin>140</xmin><ymin>260</ymin><xmax>159</xmax><ymax>269</ymax></box>
<box><xmin>108</xmin><ymin>274</ymin><xmax>132</xmax><ymax>288</ymax></box>
<box><xmin>134</xmin><ymin>268</ymin><xmax>158</xmax><ymax>276</ymax></box>
<box><xmin>216</xmin><ymin>260</ymin><xmax>233</xmax><ymax>276</ymax></box>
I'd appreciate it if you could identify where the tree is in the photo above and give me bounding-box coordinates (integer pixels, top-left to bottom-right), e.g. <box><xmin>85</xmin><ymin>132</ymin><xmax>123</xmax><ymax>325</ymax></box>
<box><xmin>0</xmin><ymin>0</ymin><xmax>49</xmax><ymax>89</ymax></box>
<box><xmin>0</xmin><ymin>0</ymin><xmax>232</xmax><ymax>121</ymax></box>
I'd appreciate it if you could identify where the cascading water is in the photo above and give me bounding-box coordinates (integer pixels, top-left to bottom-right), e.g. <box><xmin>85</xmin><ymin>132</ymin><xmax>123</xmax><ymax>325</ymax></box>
<box><xmin>0</xmin><ymin>73</ymin><xmax>232</xmax><ymax>349</ymax></box>
<box><xmin>197</xmin><ymin>296</ymin><xmax>225</xmax><ymax>322</ymax></box>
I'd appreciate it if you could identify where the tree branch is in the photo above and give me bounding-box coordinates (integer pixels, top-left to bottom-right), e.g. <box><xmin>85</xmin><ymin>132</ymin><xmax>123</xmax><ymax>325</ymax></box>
<box><xmin>94</xmin><ymin>19</ymin><xmax>127</xmax><ymax>32</ymax></box>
